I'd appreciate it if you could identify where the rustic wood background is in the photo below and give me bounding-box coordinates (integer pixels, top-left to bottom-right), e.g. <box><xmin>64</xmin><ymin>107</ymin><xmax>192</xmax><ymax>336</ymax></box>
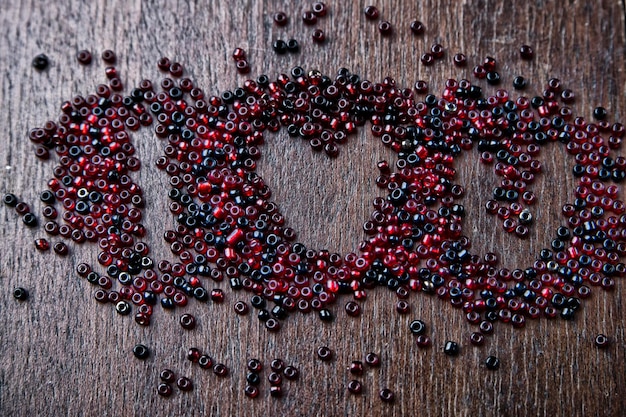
<box><xmin>1</xmin><ymin>0</ymin><xmax>625</xmax><ymax>416</ymax></box>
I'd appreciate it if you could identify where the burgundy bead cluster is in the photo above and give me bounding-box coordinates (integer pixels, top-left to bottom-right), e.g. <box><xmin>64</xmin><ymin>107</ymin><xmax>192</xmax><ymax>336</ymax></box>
<box><xmin>187</xmin><ymin>347</ymin><xmax>228</xmax><ymax>376</ymax></box>
<box><xmin>158</xmin><ymin>368</ymin><xmax>193</xmax><ymax>396</ymax></box>
<box><xmin>272</xmin><ymin>3</ymin><xmax>329</xmax><ymax>49</ymax></box>
<box><xmin>364</xmin><ymin>5</ymin><xmax>425</xmax><ymax>37</ymax></box>
<box><xmin>344</xmin><ymin>351</ymin><xmax>391</xmax><ymax>401</ymax></box>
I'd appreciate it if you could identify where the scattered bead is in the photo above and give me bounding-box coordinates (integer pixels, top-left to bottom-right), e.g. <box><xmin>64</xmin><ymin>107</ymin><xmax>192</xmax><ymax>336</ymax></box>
<box><xmin>317</xmin><ymin>346</ymin><xmax>333</xmax><ymax>361</ymax></box>
<box><xmin>379</xmin><ymin>388</ymin><xmax>395</xmax><ymax>402</ymax></box>
<box><xmin>76</xmin><ymin>50</ymin><xmax>92</xmax><ymax>65</ymax></box>
<box><xmin>32</xmin><ymin>54</ymin><xmax>49</xmax><ymax>71</ymax></box>
<box><xmin>101</xmin><ymin>50</ymin><xmax>116</xmax><ymax>64</ymax></box>
<box><xmin>312</xmin><ymin>2</ymin><xmax>327</xmax><ymax>17</ymax></box>
<box><xmin>234</xmin><ymin>301</ymin><xmax>249</xmax><ymax>315</ymax></box>
<box><xmin>3</xmin><ymin>193</ymin><xmax>18</xmax><ymax>207</ymax></box>
<box><xmin>133</xmin><ymin>344</ymin><xmax>150</xmax><ymax>360</ymax></box>
<box><xmin>364</xmin><ymin>6</ymin><xmax>379</xmax><ymax>20</ymax></box>
<box><xmin>53</xmin><ymin>242</ymin><xmax>68</xmax><ymax>256</ymax></box>
<box><xmin>180</xmin><ymin>313</ymin><xmax>196</xmax><ymax>330</ymax></box>
<box><xmin>244</xmin><ymin>385</ymin><xmax>259</xmax><ymax>398</ymax></box>
<box><xmin>312</xmin><ymin>29</ymin><xmax>326</xmax><ymax>43</ymax></box>
<box><xmin>247</xmin><ymin>359</ymin><xmax>263</xmax><ymax>372</ymax></box>
<box><xmin>349</xmin><ymin>360</ymin><xmax>364</xmax><ymax>375</ymax></box>
<box><xmin>269</xmin><ymin>385</ymin><xmax>283</xmax><ymax>397</ymax></box>
<box><xmin>593</xmin><ymin>106</ymin><xmax>608</xmax><ymax>120</ymax></box>
<box><xmin>213</xmin><ymin>363</ymin><xmax>228</xmax><ymax>377</ymax></box>
<box><xmin>444</xmin><ymin>341</ymin><xmax>460</xmax><ymax>356</ymax></box>
<box><xmin>272</xmin><ymin>40</ymin><xmax>287</xmax><ymax>54</ymax></box>
<box><xmin>347</xmin><ymin>380</ymin><xmax>362</xmax><ymax>394</ymax></box>
<box><xmin>287</xmin><ymin>39</ymin><xmax>300</xmax><ymax>53</ymax></box>
<box><xmin>273</xmin><ymin>12</ymin><xmax>288</xmax><ymax>26</ymax></box>
<box><xmin>519</xmin><ymin>45</ymin><xmax>534</xmax><ymax>60</ymax></box>
<box><xmin>410</xmin><ymin>20</ymin><xmax>424</xmax><ymax>35</ymax></box>
<box><xmin>160</xmin><ymin>369</ymin><xmax>176</xmax><ymax>383</ymax></box>
<box><xmin>378</xmin><ymin>21</ymin><xmax>392</xmax><ymax>36</ymax></box>
<box><xmin>409</xmin><ymin>320</ymin><xmax>426</xmax><ymax>335</ymax></box>
<box><xmin>364</xmin><ymin>352</ymin><xmax>380</xmax><ymax>366</ymax></box>
<box><xmin>187</xmin><ymin>347</ymin><xmax>201</xmax><ymax>362</ymax></box>
<box><xmin>485</xmin><ymin>355</ymin><xmax>500</xmax><ymax>370</ymax></box>
<box><xmin>595</xmin><ymin>334</ymin><xmax>610</xmax><ymax>348</ymax></box>
<box><xmin>198</xmin><ymin>355</ymin><xmax>213</xmax><ymax>369</ymax></box>
<box><xmin>283</xmin><ymin>365</ymin><xmax>299</xmax><ymax>380</ymax></box>
<box><xmin>176</xmin><ymin>377</ymin><xmax>193</xmax><ymax>391</ymax></box>
<box><xmin>34</xmin><ymin>238</ymin><xmax>50</xmax><ymax>251</ymax></box>
<box><xmin>453</xmin><ymin>53</ymin><xmax>467</xmax><ymax>66</ymax></box>
<box><xmin>157</xmin><ymin>383</ymin><xmax>172</xmax><ymax>397</ymax></box>
<box><xmin>13</xmin><ymin>287</ymin><xmax>29</xmax><ymax>301</ymax></box>
<box><xmin>302</xmin><ymin>11</ymin><xmax>317</xmax><ymax>25</ymax></box>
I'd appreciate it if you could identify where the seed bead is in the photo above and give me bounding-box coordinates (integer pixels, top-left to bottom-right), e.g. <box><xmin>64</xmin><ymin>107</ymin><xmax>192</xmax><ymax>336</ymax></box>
<box><xmin>595</xmin><ymin>334</ymin><xmax>610</xmax><ymax>348</ymax></box>
<box><xmin>13</xmin><ymin>287</ymin><xmax>29</xmax><ymax>301</ymax></box>
<box><xmin>77</xmin><ymin>50</ymin><xmax>92</xmax><ymax>65</ymax></box>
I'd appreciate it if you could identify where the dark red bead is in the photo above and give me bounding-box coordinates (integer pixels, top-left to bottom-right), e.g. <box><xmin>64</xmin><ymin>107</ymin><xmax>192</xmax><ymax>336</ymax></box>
<box><xmin>302</xmin><ymin>11</ymin><xmax>317</xmax><ymax>25</ymax></box>
<box><xmin>595</xmin><ymin>334</ymin><xmax>610</xmax><ymax>348</ymax></box>
<box><xmin>379</xmin><ymin>388</ymin><xmax>394</xmax><ymax>402</ymax></box>
<box><xmin>247</xmin><ymin>359</ymin><xmax>263</xmax><ymax>372</ymax></box>
<box><xmin>77</xmin><ymin>50</ymin><xmax>92</xmax><ymax>65</ymax></box>
<box><xmin>180</xmin><ymin>313</ymin><xmax>196</xmax><ymax>330</ymax></box>
<box><xmin>34</xmin><ymin>238</ymin><xmax>50</xmax><ymax>251</ymax></box>
<box><xmin>317</xmin><ymin>346</ymin><xmax>333</xmax><ymax>361</ymax></box>
<box><xmin>378</xmin><ymin>20</ymin><xmax>392</xmax><ymax>35</ymax></box>
<box><xmin>198</xmin><ymin>355</ymin><xmax>213</xmax><ymax>369</ymax></box>
<box><xmin>364</xmin><ymin>352</ymin><xmax>380</xmax><ymax>366</ymax></box>
<box><xmin>364</xmin><ymin>6</ymin><xmax>379</xmax><ymax>20</ymax></box>
<box><xmin>245</xmin><ymin>385</ymin><xmax>259</xmax><ymax>398</ymax></box>
<box><xmin>213</xmin><ymin>363</ymin><xmax>228</xmax><ymax>377</ymax></box>
<box><xmin>312</xmin><ymin>29</ymin><xmax>326</xmax><ymax>43</ymax></box>
<box><xmin>410</xmin><ymin>20</ymin><xmax>424</xmax><ymax>35</ymax></box>
<box><xmin>176</xmin><ymin>377</ymin><xmax>193</xmax><ymax>391</ymax></box>
<box><xmin>420</xmin><ymin>53</ymin><xmax>434</xmax><ymax>66</ymax></box>
<box><xmin>312</xmin><ymin>2</ymin><xmax>327</xmax><ymax>17</ymax></box>
<box><xmin>283</xmin><ymin>365</ymin><xmax>299</xmax><ymax>380</ymax></box>
<box><xmin>453</xmin><ymin>53</ymin><xmax>467</xmax><ymax>66</ymax></box>
<box><xmin>519</xmin><ymin>44</ymin><xmax>534</xmax><ymax>60</ymax></box>
<box><xmin>187</xmin><ymin>347</ymin><xmax>201</xmax><ymax>362</ymax></box>
<box><xmin>347</xmin><ymin>380</ymin><xmax>362</xmax><ymax>394</ymax></box>
<box><xmin>157</xmin><ymin>383</ymin><xmax>172</xmax><ymax>397</ymax></box>
<box><xmin>349</xmin><ymin>360</ymin><xmax>364</xmax><ymax>375</ymax></box>
<box><xmin>273</xmin><ymin>12</ymin><xmax>288</xmax><ymax>26</ymax></box>
<box><xmin>234</xmin><ymin>301</ymin><xmax>249</xmax><ymax>315</ymax></box>
<box><xmin>53</xmin><ymin>242</ymin><xmax>68</xmax><ymax>256</ymax></box>
<box><xmin>101</xmin><ymin>50</ymin><xmax>116</xmax><ymax>64</ymax></box>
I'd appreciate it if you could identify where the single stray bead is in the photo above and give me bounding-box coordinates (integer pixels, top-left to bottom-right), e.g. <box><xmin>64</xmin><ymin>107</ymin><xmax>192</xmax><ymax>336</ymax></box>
<box><xmin>319</xmin><ymin>308</ymin><xmax>333</xmax><ymax>321</ymax></box>
<box><xmin>236</xmin><ymin>60</ymin><xmax>250</xmax><ymax>74</ymax></box>
<box><xmin>187</xmin><ymin>347</ymin><xmax>201</xmax><ymax>362</ymax></box>
<box><xmin>420</xmin><ymin>53</ymin><xmax>434</xmax><ymax>66</ymax></box>
<box><xmin>213</xmin><ymin>363</ymin><xmax>228</xmax><ymax>377</ymax></box>
<box><xmin>595</xmin><ymin>334</ymin><xmax>610</xmax><ymax>348</ymax></box>
<box><xmin>77</xmin><ymin>50</ymin><xmax>92</xmax><ymax>65</ymax></box>
<box><xmin>283</xmin><ymin>365</ymin><xmax>299</xmax><ymax>380</ymax></box>
<box><xmin>519</xmin><ymin>44</ymin><xmax>534</xmax><ymax>60</ymax></box>
<box><xmin>34</xmin><ymin>238</ymin><xmax>50</xmax><ymax>251</ymax></box>
<box><xmin>349</xmin><ymin>360</ymin><xmax>364</xmax><ymax>374</ymax></box>
<box><xmin>157</xmin><ymin>383</ymin><xmax>172</xmax><ymax>397</ymax></box>
<box><xmin>180</xmin><ymin>313</ymin><xmax>196</xmax><ymax>330</ymax></box>
<box><xmin>378</xmin><ymin>21</ymin><xmax>392</xmax><ymax>35</ymax></box>
<box><xmin>312</xmin><ymin>2</ymin><xmax>327</xmax><ymax>16</ymax></box>
<box><xmin>23</xmin><ymin>213</ymin><xmax>38</xmax><ymax>227</ymax></box>
<box><xmin>32</xmin><ymin>54</ymin><xmax>49</xmax><ymax>70</ymax></box>
<box><xmin>364</xmin><ymin>352</ymin><xmax>380</xmax><ymax>366</ymax></box>
<box><xmin>133</xmin><ymin>344</ymin><xmax>150</xmax><ymax>360</ymax></box>
<box><xmin>513</xmin><ymin>76</ymin><xmax>527</xmax><ymax>90</ymax></box>
<box><xmin>410</xmin><ymin>20</ymin><xmax>424</xmax><ymax>35</ymax></box>
<box><xmin>273</xmin><ymin>40</ymin><xmax>288</xmax><ymax>54</ymax></box>
<box><xmin>211</xmin><ymin>289</ymin><xmax>225</xmax><ymax>302</ymax></box>
<box><xmin>270</xmin><ymin>358</ymin><xmax>285</xmax><ymax>371</ymax></box>
<box><xmin>234</xmin><ymin>301</ymin><xmax>249</xmax><ymax>315</ymax></box>
<box><xmin>317</xmin><ymin>346</ymin><xmax>333</xmax><ymax>361</ymax></box>
<box><xmin>379</xmin><ymin>388</ymin><xmax>394</xmax><ymax>402</ymax></box>
<box><xmin>198</xmin><ymin>354</ymin><xmax>213</xmax><ymax>369</ymax></box>
<box><xmin>244</xmin><ymin>385</ymin><xmax>259</xmax><ymax>398</ymax></box>
<box><xmin>485</xmin><ymin>355</ymin><xmax>500</xmax><ymax>370</ymax></box>
<box><xmin>3</xmin><ymin>193</ymin><xmax>18</xmax><ymax>207</ymax></box>
<box><xmin>364</xmin><ymin>6</ymin><xmax>379</xmax><ymax>20</ymax></box>
<box><xmin>444</xmin><ymin>341</ymin><xmax>460</xmax><ymax>356</ymax></box>
<box><xmin>593</xmin><ymin>107</ymin><xmax>607</xmax><ymax>120</ymax></box>
<box><xmin>302</xmin><ymin>11</ymin><xmax>317</xmax><ymax>25</ymax></box>
<box><xmin>270</xmin><ymin>385</ymin><xmax>283</xmax><ymax>398</ymax></box>
<box><xmin>273</xmin><ymin>12</ymin><xmax>288</xmax><ymax>26</ymax></box>
<box><xmin>247</xmin><ymin>358</ymin><xmax>263</xmax><ymax>372</ymax></box>
<box><xmin>347</xmin><ymin>380</ymin><xmax>362</xmax><ymax>394</ymax></box>
<box><xmin>53</xmin><ymin>242</ymin><xmax>68</xmax><ymax>256</ymax></box>
<box><xmin>176</xmin><ymin>377</ymin><xmax>193</xmax><ymax>391</ymax></box>
<box><xmin>409</xmin><ymin>319</ymin><xmax>426</xmax><ymax>335</ymax></box>
<box><xmin>312</xmin><ymin>29</ymin><xmax>326</xmax><ymax>43</ymax></box>
<box><xmin>13</xmin><ymin>287</ymin><xmax>29</xmax><ymax>301</ymax></box>
<box><xmin>101</xmin><ymin>50</ymin><xmax>116</xmax><ymax>64</ymax></box>
<box><xmin>160</xmin><ymin>369</ymin><xmax>176</xmax><ymax>383</ymax></box>
<box><xmin>287</xmin><ymin>39</ymin><xmax>299</xmax><ymax>53</ymax></box>
<box><xmin>453</xmin><ymin>53</ymin><xmax>467</xmax><ymax>66</ymax></box>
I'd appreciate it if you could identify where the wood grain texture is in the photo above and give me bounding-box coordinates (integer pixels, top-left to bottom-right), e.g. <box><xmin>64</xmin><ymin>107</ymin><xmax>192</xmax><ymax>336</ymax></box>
<box><xmin>0</xmin><ymin>0</ymin><xmax>625</xmax><ymax>416</ymax></box>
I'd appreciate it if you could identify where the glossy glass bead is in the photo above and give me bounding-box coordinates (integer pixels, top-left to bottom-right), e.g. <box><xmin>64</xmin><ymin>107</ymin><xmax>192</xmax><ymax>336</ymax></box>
<box><xmin>595</xmin><ymin>334</ymin><xmax>609</xmax><ymax>348</ymax></box>
<box><xmin>180</xmin><ymin>313</ymin><xmax>196</xmax><ymax>330</ymax></box>
<box><xmin>444</xmin><ymin>341</ymin><xmax>460</xmax><ymax>356</ymax></box>
<box><xmin>157</xmin><ymin>383</ymin><xmax>172</xmax><ymax>397</ymax></box>
<box><xmin>410</xmin><ymin>20</ymin><xmax>424</xmax><ymax>35</ymax></box>
<box><xmin>247</xmin><ymin>359</ymin><xmax>263</xmax><ymax>372</ymax></box>
<box><xmin>213</xmin><ymin>363</ymin><xmax>228</xmax><ymax>377</ymax></box>
<box><xmin>593</xmin><ymin>107</ymin><xmax>607</xmax><ymax>120</ymax></box>
<box><xmin>364</xmin><ymin>352</ymin><xmax>380</xmax><ymax>366</ymax></box>
<box><xmin>416</xmin><ymin>335</ymin><xmax>431</xmax><ymax>348</ymax></box>
<box><xmin>379</xmin><ymin>388</ymin><xmax>395</xmax><ymax>402</ymax></box>
<box><xmin>32</xmin><ymin>54</ymin><xmax>49</xmax><ymax>70</ymax></box>
<box><xmin>453</xmin><ymin>53</ymin><xmax>467</xmax><ymax>66</ymax></box>
<box><xmin>350</xmin><ymin>360</ymin><xmax>364</xmax><ymax>375</ymax></box>
<box><xmin>101</xmin><ymin>49</ymin><xmax>116</xmax><ymax>63</ymax></box>
<box><xmin>287</xmin><ymin>39</ymin><xmax>299</xmax><ymax>53</ymax></box>
<box><xmin>176</xmin><ymin>377</ymin><xmax>193</xmax><ymax>391</ymax></box>
<box><xmin>133</xmin><ymin>344</ymin><xmax>150</xmax><ymax>360</ymax></box>
<box><xmin>77</xmin><ymin>50</ymin><xmax>92</xmax><ymax>65</ymax></box>
<box><xmin>317</xmin><ymin>346</ymin><xmax>333</xmax><ymax>361</ymax></box>
<box><xmin>116</xmin><ymin>301</ymin><xmax>131</xmax><ymax>315</ymax></box>
<box><xmin>234</xmin><ymin>301</ymin><xmax>249</xmax><ymax>315</ymax></box>
<box><xmin>270</xmin><ymin>385</ymin><xmax>283</xmax><ymax>397</ymax></box>
<box><xmin>312</xmin><ymin>29</ymin><xmax>326</xmax><ymax>43</ymax></box>
<box><xmin>319</xmin><ymin>308</ymin><xmax>333</xmax><ymax>321</ymax></box>
<box><xmin>378</xmin><ymin>21</ymin><xmax>392</xmax><ymax>35</ymax></box>
<box><xmin>23</xmin><ymin>213</ymin><xmax>38</xmax><ymax>227</ymax></box>
<box><xmin>347</xmin><ymin>380</ymin><xmax>362</xmax><ymax>394</ymax></box>
<box><xmin>409</xmin><ymin>319</ymin><xmax>426</xmax><ymax>335</ymax></box>
<box><xmin>283</xmin><ymin>365</ymin><xmax>299</xmax><ymax>380</ymax></box>
<box><xmin>302</xmin><ymin>11</ymin><xmax>317</xmax><ymax>25</ymax></box>
<box><xmin>3</xmin><ymin>193</ymin><xmax>18</xmax><ymax>207</ymax></box>
<box><xmin>519</xmin><ymin>45</ymin><xmax>534</xmax><ymax>60</ymax></box>
<box><xmin>272</xmin><ymin>40</ymin><xmax>287</xmax><ymax>54</ymax></box>
<box><xmin>485</xmin><ymin>355</ymin><xmax>500</xmax><ymax>370</ymax></box>
<box><xmin>244</xmin><ymin>385</ymin><xmax>259</xmax><ymax>398</ymax></box>
<box><xmin>312</xmin><ymin>2</ymin><xmax>327</xmax><ymax>16</ymax></box>
<box><xmin>265</xmin><ymin>318</ymin><xmax>280</xmax><ymax>331</ymax></box>
<box><xmin>273</xmin><ymin>12</ymin><xmax>288</xmax><ymax>26</ymax></box>
<box><xmin>160</xmin><ymin>369</ymin><xmax>176</xmax><ymax>383</ymax></box>
<box><xmin>396</xmin><ymin>300</ymin><xmax>410</xmax><ymax>314</ymax></box>
<box><xmin>53</xmin><ymin>242</ymin><xmax>68</xmax><ymax>256</ymax></box>
<box><xmin>187</xmin><ymin>347</ymin><xmax>201</xmax><ymax>362</ymax></box>
<box><xmin>345</xmin><ymin>301</ymin><xmax>361</xmax><ymax>317</ymax></box>
<box><xmin>13</xmin><ymin>287</ymin><xmax>29</xmax><ymax>301</ymax></box>
<box><xmin>211</xmin><ymin>289</ymin><xmax>224</xmax><ymax>302</ymax></box>
<box><xmin>34</xmin><ymin>238</ymin><xmax>50</xmax><ymax>251</ymax></box>
<box><xmin>364</xmin><ymin>6</ymin><xmax>379</xmax><ymax>20</ymax></box>
<box><xmin>268</xmin><ymin>372</ymin><xmax>282</xmax><ymax>385</ymax></box>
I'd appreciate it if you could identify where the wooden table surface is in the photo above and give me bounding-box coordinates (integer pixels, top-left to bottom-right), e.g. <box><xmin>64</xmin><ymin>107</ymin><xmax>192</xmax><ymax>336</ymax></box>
<box><xmin>1</xmin><ymin>1</ymin><xmax>625</xmax><ymax>416</ymax></box>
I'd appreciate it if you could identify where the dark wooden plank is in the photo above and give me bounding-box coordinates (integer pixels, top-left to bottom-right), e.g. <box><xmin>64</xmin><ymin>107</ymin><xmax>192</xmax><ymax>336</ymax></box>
<box><xmin>0</xmin><ymin>1</ymin><xmax>625</xmax><ymax>416</ymax></box>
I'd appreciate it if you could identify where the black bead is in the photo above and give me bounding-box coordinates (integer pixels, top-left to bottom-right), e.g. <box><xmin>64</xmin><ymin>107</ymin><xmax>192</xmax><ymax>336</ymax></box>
<box><xmin>3</xmin><ymin>193</ymin><xmax>18</xmax><ymax>207</ymax></box>
<box><xmin>287</xmin><ymin>39</ymin><xmax>300</xmax><ymax>53</ymax></box>
<box><xmin>444</xmin><ymin>341</ymin><xmax>460</xmax><ymax>356</ymax></box>
<box><xmin>251</xmin><ymin>295</ymin><xmax>266</xmax><ymax>309</ymax></box>
<box><xmin>485</xmin><ymin>355</ymin><xmax>500</xmax><ymax>370</ymax></box>
<box><xmin>116</xmin><ymin>301</ymin><xmax>131</xmax><ymax>315</ymax></box>
<box><xmin>22</xmin><ymin>213</ymin><xmax>38</xmax><ymax>227</ymax></box>
<box><xmin>593</xmin><ymin>106</ymin><xmax>607</xmax><ymax>120</ymax></box>
<box><xmin>246</xmin><ymin>372</ymin><xmax>261</xmax><ymax>385</ymax></box>
<box><xmin>271</xmin><ymin>305</ymin><xmax>287</xmax><ymax>320</ymax></box>
<box><xmin>132</xmin><ymin>344</ymin><xmax>150</xmax><ymax>360</ymax></box>
<box><xmin>486</xmin><ymin>71</ymin><xmax>500</xmax><ymax>85</ymax></box>
<box><xmin>272</xmin><ymin>40</ymin><xmax>288</xmax><ymax>54</ymax></box>
<box><xmin>40</xmin><ymin>190</ymin><xmax>56</xmax><ymax>204</ymax></box>
<box><xmin>193</xmin><ymin>287</ymin><xmax>209</xmax><ymax>302</ymax></box>
<box><xmin>258</xmin><ymin>309</ymin><xmax>270</xmax><ymax>321</ymax></box>
<box><xmin>13</xmin><ymin>287</ymin><xmax>29</xmax><ymax>301</ymax></box>
<box><xmin>319</xmin><ymin>309</ymin><xmax>333</xmax><ymax>321</ymax></box>
<box><xmin>409</xmin><ymin>319</ymin><xmax>426</xmax><ymax>335</ymax></box>
<box><xmin>560</xmin><ymin>307</ymin><xmax>575</xmax><ymax>320</ymax></box>
<box><xmin>32</xmin><ymin>53</ymin><xmax>49</xmax><ymax>70</ymax></box>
